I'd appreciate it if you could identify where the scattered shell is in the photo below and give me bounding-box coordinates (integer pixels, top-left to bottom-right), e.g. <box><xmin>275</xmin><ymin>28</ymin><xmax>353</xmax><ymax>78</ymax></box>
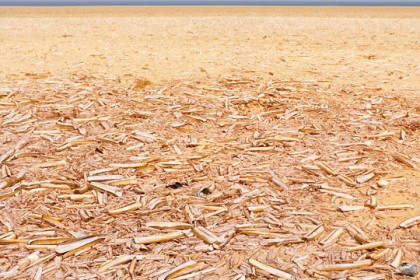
<box><xmin>1</xmin><ymin>61</ymin><xmax>418</xmax><ymax>279</ymax></box>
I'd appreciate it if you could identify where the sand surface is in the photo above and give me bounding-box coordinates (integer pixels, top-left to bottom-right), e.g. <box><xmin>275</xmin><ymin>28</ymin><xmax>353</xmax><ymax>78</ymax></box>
<box><xmin>0</xmin><ymin>6</ymin><xmax>419</xmax><ymax>279</ymax></box>
<box><xmin>0</xmin><ymin>7</ymin><xmax>419</xmax><ymax>88</ymax></box>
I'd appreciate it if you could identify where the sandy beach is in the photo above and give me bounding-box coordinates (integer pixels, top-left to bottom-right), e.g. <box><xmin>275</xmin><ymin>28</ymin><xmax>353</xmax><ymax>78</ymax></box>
<box><xmin>0</xmin><ymin>6</ymin><xmax>419</xmax><ymax>279</ymax></box>
<box><xmin>0</xmin><ymin>7</ymin><xmax>419</xmax><ymax>87</ymax></box>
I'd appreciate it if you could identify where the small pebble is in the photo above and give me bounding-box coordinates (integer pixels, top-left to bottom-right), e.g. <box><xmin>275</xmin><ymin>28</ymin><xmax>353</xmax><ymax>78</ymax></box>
<box><xmin>396</xmin><ymin>263</ymin><xmax>419</xmax><ymax>277</ymax></box>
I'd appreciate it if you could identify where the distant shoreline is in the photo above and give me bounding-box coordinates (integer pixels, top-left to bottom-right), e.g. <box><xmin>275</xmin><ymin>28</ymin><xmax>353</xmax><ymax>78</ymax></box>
<box><xmin>2</xmin><ymin>6</ymin><xmax>418</xmax><ymax>19</ymax></box>
<box><xmin>0</xmin><ymin>1</ymin><xmax>419</xmax><ymax>7</ymax></box>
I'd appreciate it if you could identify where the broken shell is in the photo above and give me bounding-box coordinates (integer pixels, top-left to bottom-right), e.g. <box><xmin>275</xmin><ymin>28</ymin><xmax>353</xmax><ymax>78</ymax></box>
<box><xmin>196</xmin><ymin>187</ymin><xmax>212</xmax><ymax>198</ymax></box>
<box><xmin>377</xmin><ymin>179</ymin><xmax>389</xmax><ymax>188</ymax></box>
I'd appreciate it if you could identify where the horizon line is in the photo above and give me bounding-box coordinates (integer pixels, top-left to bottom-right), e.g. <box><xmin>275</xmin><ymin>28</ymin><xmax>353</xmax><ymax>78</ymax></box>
<box><xmin>1</xmin><ymin>1</ymin><xmax>420</xmax><ymax>7</ymax></box>
<box><xmin>1</xmin><ymin>5</ymin><xmax>420</xmax><ymax>7</ymax></box>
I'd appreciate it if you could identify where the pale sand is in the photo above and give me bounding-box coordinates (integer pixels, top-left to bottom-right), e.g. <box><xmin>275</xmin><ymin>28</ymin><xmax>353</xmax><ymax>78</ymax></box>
<box><xmin>0</xmin><ymin>6</ymin><xmax>419</xmax><ymax>93</ymax></box>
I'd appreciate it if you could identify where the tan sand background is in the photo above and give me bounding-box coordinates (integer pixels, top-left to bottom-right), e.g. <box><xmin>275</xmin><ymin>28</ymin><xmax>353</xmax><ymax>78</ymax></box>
<box><xmin>0</xmin><ymin>6</ymin><xmax>419</xmax><ymax>93</ymax></box>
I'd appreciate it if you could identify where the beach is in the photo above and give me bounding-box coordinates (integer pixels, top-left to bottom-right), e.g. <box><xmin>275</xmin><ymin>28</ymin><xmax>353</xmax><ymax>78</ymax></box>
<box><xmin>0</xmin><ymin>6</ymin><xmax>419</xmax><ymax>279</ymax></box>
<box><xmin>0</xmin><ymin>7</ymin><xmax>419</xmax><ymax>87</ymax></box>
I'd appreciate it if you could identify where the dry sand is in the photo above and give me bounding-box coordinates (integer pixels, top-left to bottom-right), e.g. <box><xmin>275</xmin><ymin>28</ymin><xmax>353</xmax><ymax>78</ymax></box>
<box><xmin>0</xmin><ymin>6</ymin><xmax>419</xmax><ymax>88</ymax></box>
<box><xmin>0</xmin><ymin>6</ymin><xmax>419</xmax><ymax>279</ymax></box>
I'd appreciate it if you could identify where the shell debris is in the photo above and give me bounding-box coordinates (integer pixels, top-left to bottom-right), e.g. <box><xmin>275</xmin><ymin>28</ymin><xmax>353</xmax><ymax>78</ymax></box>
<box><xmin>0</xmin><ymin>71</ymin><xmax>419</xmax><ymax>279</ymax></box>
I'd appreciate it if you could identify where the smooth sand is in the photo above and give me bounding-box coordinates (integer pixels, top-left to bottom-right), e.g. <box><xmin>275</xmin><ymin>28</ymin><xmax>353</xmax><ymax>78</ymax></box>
<box><xmin>0</xmin><ymin>6</ymin><xmax>419</xmax><ymax>94</ymax></box>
